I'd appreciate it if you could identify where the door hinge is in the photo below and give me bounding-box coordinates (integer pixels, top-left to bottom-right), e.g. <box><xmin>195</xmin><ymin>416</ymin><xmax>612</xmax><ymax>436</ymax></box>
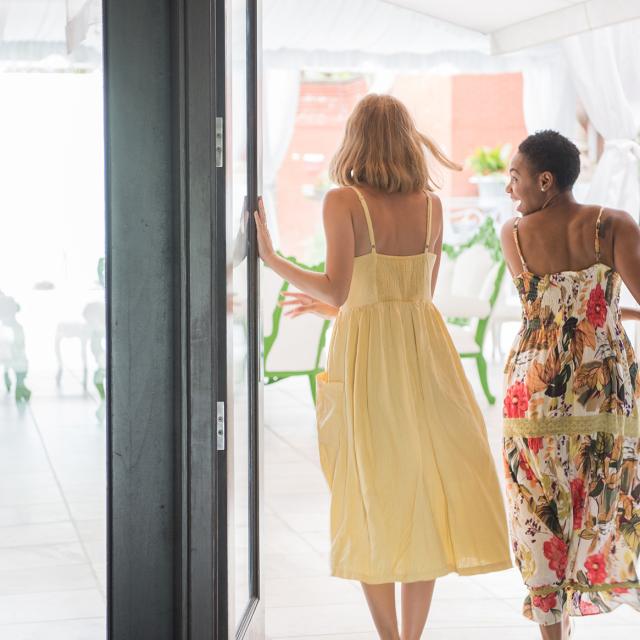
<box><xmin>216</xmin><ymin>401</ymin><xmax>225</xmax><ymax>450</ymax></box>
<box><xmin>215</xmin><ymin>117</ymin><xmax>224</xmax><ymax>168</ymax></box>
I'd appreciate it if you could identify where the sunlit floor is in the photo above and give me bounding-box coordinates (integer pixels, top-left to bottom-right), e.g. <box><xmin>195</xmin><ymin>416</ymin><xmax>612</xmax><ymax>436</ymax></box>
<box><xmin>263</xmin><ymin>365</ymin><xmax>640</xmax><ymax>640</ymax></box>
<box><xmin>0</xmin><ymin>370</ymin><xmax>105</xmax><ymax>639</ymax></box>
<box><xmin>1</xmin><ymin>360</ymin><xmax>639</xmax><ymax>639</ymax></box>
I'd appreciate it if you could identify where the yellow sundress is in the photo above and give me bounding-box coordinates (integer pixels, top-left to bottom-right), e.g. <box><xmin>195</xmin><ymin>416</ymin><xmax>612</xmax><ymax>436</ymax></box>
<box><xmin>315</xmin><ymin>186</ymin><xmax>512</xmax><ymax>583</ymax></box>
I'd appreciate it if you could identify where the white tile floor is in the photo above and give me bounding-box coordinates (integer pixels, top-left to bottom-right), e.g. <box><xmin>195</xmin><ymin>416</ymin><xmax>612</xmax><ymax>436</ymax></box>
<box><xmin>262</xmin><ymin>366</ymin><xmax>640</xmax><ymax>640</ymax></box>
<box><xmin>0</xmin><ymin>370</ymin><xmax>105</xmax><ymax>639</ymax></box>
<box><xmin>1</xmin><ymin>362</ymin><xmax>638</xmax><ymax>639</ymax></box>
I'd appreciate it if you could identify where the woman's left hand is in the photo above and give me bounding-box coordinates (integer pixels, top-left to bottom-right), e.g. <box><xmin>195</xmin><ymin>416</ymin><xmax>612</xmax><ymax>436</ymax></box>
<box><xmin>254</xmin><ymin>197</ymin><xmax>276</xmax><ymax>265</ymax></box>
<box><xmin>278</xmin><ymin>291</ymin><xmax>339</xmax><ymax>319</ymax></box>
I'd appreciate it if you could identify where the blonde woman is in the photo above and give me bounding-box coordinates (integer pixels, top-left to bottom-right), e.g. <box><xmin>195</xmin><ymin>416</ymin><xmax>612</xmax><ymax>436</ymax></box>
<box><xmin>254</xmin><ymin>95</ymin><xmax>511</xmax><ymax>639</ymax></box>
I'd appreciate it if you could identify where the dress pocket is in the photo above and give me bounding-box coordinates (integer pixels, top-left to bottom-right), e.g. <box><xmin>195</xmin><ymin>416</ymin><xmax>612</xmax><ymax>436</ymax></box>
<box><xmin>315</xmin><ymin>371</ymin><xmax>345</xmax><ymax>490</ymax></box>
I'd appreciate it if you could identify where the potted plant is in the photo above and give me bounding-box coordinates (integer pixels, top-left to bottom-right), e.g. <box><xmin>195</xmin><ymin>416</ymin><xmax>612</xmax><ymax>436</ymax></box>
<box><xmin>467</xmin><ymin>144</ymin><xmax>511</xmax><ymax>203</ymax></box>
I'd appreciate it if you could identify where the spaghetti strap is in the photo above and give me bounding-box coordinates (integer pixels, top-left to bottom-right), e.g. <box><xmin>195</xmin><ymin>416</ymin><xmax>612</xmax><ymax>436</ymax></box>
<box><xmin>595</xmin><ymin>206</ymin><xmax>605</xmax><ymax>263</ymax></box>
<box><xmin>350</xmin><ymin>186</ymin><xmax>376</xmax><ymax>253</ymax></box>
<box><xmin>513</xmin><ymin>217</ymin><xmax>528</xmax><ymax>273</ymax></box>
<box><xmin>424</xmin><ymin>191</ymin><xmax>433</xmax><ymax>253</ymax></box>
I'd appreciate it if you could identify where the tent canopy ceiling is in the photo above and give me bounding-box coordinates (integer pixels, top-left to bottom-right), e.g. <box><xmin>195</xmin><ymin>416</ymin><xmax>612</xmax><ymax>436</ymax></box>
<box><xmin>3</xmin><ymin>0</ymin><xmax>640</xmax><ymax>69</ymax></box>
<box><xmin>385</xmin><ymin>0</ymin><xmax>640</xmax><ymax>53</ymax></box>
<box><xmin>0</xmin><ymin>0</ymin><xmax>100</xmax><ymax>66</ymax></box>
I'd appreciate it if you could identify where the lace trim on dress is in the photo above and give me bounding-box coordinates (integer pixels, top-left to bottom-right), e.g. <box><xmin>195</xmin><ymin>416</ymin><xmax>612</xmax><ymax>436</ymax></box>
<box><xmin>503</xmin><ymin>414</ymin><xmax>640</xmax><ymax>438</ymax></box>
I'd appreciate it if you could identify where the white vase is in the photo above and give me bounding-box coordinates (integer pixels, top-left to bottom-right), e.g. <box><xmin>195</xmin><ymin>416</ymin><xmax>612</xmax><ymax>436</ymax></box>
<box><xmin>469</xmin><ymin>174</ymin><xmax>508</xmax><ymax>202</ymax></box>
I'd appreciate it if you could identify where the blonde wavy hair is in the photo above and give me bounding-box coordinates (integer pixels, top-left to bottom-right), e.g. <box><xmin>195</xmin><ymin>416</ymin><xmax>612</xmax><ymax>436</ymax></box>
<box><xmin>329</xmin><ymin>94</ymin><xmax>461</xmax><ymax>193</ymax></box>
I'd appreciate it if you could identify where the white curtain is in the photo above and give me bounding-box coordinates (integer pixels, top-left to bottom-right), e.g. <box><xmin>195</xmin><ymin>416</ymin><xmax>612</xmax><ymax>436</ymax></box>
<box><xmin>262</xmin><ymin>68</ymin><xmax>301</xmax><ymax>248</ymax></box>
<box><xmin>66</xmin><ymin>0</ymin><xmax>101</xmax><ymax>52</ymax></box>
<box><xmin>563</xmin><ymin>22</ymin><xmax>640</xmax><ymax>217</ymax></box>
<box><xmin>522</xmin><ymin>53</ymin><xmax>576</xmax><ymax>138</ymax></box>
<box><xmin>367</xmin><ymin>70</ymin><xmax>396</xmax><ymax>95</ymax></box>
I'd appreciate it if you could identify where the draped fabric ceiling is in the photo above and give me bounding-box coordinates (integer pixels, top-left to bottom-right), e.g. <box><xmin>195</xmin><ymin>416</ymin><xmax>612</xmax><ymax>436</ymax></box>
<box><xmin>1</xmin><ymin>0</ymin><xmax>638</xmax><ymax>214</ymax></box>
<box><xmin>262</xmin><ymin>0</ymin><xmax>640</xmax><ymax>217</ymax></box>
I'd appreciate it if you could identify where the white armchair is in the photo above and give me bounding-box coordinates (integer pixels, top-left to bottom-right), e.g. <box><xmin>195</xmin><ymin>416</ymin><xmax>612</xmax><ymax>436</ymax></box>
<box><xmin>433</xmin><ymin>221</ymin><xmax>506</xmax><ymax>404</ymax></box>
<box><xmin>55</xmin><ymin>300</ymin><xmax>106</xmax><ymax>417</ymax></box>
<box><xmin>262</xmin><ymin>257</ymin><xmax>331</xmax><ymax>404</ymax></box>
<box><xmin>0</xmin><ymin>291</ymin><xmax>30</xmax><ymax>402</ymax></box>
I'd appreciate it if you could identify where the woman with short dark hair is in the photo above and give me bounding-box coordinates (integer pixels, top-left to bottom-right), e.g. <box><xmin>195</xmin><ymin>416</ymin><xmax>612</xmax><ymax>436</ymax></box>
<box><xmin>501</xmin><ymin>129</ymin><xmax>640</xmax><ymax>639</ymax></box>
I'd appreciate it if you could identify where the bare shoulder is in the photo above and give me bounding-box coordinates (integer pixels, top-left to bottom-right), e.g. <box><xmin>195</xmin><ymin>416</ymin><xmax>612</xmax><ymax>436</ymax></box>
<box><xmin>428</xmin><ymin>191</ymin><xmax>442</xmax><ymax>211</ymax></box>
<box><xmin>500</xmin><ymin>217</ymin><xmax>518</xmax><ymax>246</ymax></box>
<box><xmin>596</xmin><ymin>207</ymin><xmax>638</xmax><ymax>243</ymax></box>
<box><xmin>603</xmin><ymin>207</ymin><xmax>637</xmax><ymax>229</ymax></box>
<box><xmin>323</xmin><ymin>186</ymin><xmax>355</xmax><ymax>206</ymax></box>
<box><xmin>322</xmin><ymin>187</ymin><xmax>355</xmax><ymax>218</ymax></box>
<box><xmin>499</xmin><ymin>217</ymin><xmax>522</xmax><ymax>275</ymax></box>
<box><xmin>322</xmin><ymin>187</ymin><xmax>357</xmax><ymax>234</ymax></box>
<box><xmin>427</xmin><ymin>191</ymin><xmax>443</xmax><ymax>227</ymax></box>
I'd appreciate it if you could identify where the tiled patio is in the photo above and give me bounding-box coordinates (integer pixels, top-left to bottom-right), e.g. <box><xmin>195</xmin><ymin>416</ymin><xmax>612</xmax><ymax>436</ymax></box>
<box><xmin>0</xmin><ymin>361</ymin><xmax>638</xmax><ymax>638</ymax></box>
<box><xmin>0</xmin><ymin>371</ymin><xmax>106</xmax><ymax>639</ymax></box>
<box><xmin>262</xmin><ymin>367</ymin><xmax>640</xmax><ymax>640</ymax></box>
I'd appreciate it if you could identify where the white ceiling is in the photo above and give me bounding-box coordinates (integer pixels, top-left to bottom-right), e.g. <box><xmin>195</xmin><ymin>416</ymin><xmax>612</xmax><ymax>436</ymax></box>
<box><xmin>384</xmin><ymin>0</ymin><xmax>585</xmax><ymax>34</ymax></box>
<box><xmin>384</xmin><ymin>0</ymin><xmax>640</xmax><ymax>53</ymax></box>
<box><xmin>0</xmin><ymin>0</ymin><xmax>67</xmax><ymax>42</ymax></box>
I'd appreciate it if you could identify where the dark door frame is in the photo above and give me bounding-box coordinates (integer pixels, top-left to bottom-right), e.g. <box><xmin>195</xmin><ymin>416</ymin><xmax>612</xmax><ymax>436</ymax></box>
<box><xmin>104</xmin><ymin>0</ymin><xmax>262</xmax><ymax>637</ymax></box>
<box><xmin>104</xmin><ymin>0</ymin><xmax>184</xmax><ymax>637</ymax></box>
<box><xmin>104</xmin><ymin>0</ymin><xmax>221</xmax><ymax>637</ymax></box>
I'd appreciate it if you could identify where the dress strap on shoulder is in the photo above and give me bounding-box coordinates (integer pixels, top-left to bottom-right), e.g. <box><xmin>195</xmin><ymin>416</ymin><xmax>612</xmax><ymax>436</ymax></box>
<box><xmin>595</xmin><ymin>206</ymin><xmax>605</xmax><ymax>263</ymax></box>
<box><xmin>513</xmin><ymin>217</ymin><xmax>528</xmax><ymax>272</ymax></box>
<box><xmin>424</xmin><ymin>191</ymin><xmax>433</xmax><ymax>253</ymax></box>
<box><xmin>350</xmin><ymin>186</ymin><xmax>376</xmax><ymax>252</ymax></box>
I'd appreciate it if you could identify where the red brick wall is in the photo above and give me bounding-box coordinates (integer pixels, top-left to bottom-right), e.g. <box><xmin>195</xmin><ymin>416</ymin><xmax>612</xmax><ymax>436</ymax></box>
<box><xmin>451</xmin><ymin>73</ymin><xmax>527</xmax><ymax>196</ymax></box>
<box><xmin>275</xmin><ymin>77</ymin><xmax>368</xmax><ymax>259</ymax></box>
<box><xmin>274</xmin><ymin>72</ymin><xmax>527</xmax><ymax>258</ymax></box>
<box><xmin>391</xmin><ymin>75</ymin><xmax>454</xmax><ymax>196</ymax></box>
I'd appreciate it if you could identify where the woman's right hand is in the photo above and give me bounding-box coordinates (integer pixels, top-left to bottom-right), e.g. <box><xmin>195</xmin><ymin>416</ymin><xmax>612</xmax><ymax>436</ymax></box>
<box><xmin>278</xmin><ymin>291</ymin><xmax>339</xmax><ymax>320</ymax></box>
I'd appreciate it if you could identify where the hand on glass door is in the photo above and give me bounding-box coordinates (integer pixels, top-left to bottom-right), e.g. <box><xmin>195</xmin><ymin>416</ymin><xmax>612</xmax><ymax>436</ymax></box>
<box><xmin>278</xmin><ymin>291</ymin><xmax>339</xmax><ymax>320</ymax></box>
<box><xmin>253</xmin><ymin>197</ymin><xmax>277</xmax><ymax>266</ymax></box>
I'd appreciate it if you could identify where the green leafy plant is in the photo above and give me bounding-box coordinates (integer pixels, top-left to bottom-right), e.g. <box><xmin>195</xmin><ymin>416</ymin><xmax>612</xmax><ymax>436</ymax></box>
<box><xmin>467</xmin><ymin>144</ymin><xmax>511</xmax><ymax>176</ymax></box>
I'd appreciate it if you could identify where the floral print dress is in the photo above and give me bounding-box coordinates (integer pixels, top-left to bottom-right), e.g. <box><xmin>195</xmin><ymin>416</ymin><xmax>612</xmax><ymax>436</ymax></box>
<box><xmin>503</xmin><ymin>211</ymin><xmax>640</xmax><ymax>625</ymax></box>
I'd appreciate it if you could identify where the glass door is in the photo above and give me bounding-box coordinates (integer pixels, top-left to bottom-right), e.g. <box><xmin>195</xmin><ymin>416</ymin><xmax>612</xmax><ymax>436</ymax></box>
<box><xmin>221</xmin><ymin>0</ymin><xmax>263</xmax><ymax>637</ymax></box>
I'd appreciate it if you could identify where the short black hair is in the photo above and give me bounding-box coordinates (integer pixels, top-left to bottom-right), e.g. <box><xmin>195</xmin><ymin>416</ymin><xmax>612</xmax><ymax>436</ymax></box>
<box><xmin>518</xmin><ymin>130</ymin><xmax>580</xmax><ymax>191</ymax></box>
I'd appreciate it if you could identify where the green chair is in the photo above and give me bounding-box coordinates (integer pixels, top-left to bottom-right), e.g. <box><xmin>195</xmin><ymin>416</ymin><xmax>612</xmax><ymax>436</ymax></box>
<box><xmin>263</xmin><ymin>255</ymin><xmax>332</xmax><ymax>404</ymax></box>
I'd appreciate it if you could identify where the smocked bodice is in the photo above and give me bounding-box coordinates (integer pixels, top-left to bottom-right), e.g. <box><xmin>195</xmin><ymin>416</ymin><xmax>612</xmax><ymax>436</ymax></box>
<box><xmin>341</xmin><ymin>252</ymin><xmax>436</xmax><ymax>312</ymax></box>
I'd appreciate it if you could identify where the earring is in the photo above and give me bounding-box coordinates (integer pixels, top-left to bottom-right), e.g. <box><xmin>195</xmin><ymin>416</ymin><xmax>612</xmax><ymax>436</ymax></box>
<box><xmin>541</xmin><ymin>186</ymin><xmax>546</xmax><ymax>192</ymax></box>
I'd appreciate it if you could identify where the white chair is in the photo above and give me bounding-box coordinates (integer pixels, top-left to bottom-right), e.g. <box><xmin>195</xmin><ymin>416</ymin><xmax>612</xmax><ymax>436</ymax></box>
<box><xmin>0</xmin><ymin>291</ymin><xmax>30</xmax><ymax>402</ymax></box>
<box><xmin>262</xmin><ymin>260</ymin><xmax>331</xmax><ymax>404</ymax></box>
<box><xmin>434</xmin><ymin>240</ymin><xmax>506</xmax><ymax>405</ymax></box>
<box><xmin>55</xmin><ymin>301</ymin><xmax>106</xmax><ymax>413</ymax></box>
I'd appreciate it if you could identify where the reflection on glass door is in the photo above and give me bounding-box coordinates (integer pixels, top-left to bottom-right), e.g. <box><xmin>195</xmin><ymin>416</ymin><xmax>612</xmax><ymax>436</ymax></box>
<box><xmin>222</xmin><ymin>0</ymin><xmax>262</xmax><ymax>635</ymax></box>
<box><xmin>229</xmin><ymin>0</ymin><xmax>253</xmax><ymax>632</ymax></box>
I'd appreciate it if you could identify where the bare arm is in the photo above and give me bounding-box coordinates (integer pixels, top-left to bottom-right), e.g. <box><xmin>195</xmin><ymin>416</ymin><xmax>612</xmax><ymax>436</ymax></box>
<box><xmin>500</xmin><ymin>217</ymin><xmax>522</xmax><ymax>277</ymax></box>
<box><xmin>612</xmin><ymin>210</ymin><xmax>640</xmax><ymax>306</ymax></box>
<box><xmin>621</xmin><ymin>307</ymin><xmax>640</xmax><ymax>321</ymax></box>
<box><xmin>429</xmin><ymin>194</ymin><xmax>444</xmax><ymax>296</ymax></box>
<box><xmin>254</xmin><ymin>190</ymin><xmax>355</xmax><ymax>307</ymax></box>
